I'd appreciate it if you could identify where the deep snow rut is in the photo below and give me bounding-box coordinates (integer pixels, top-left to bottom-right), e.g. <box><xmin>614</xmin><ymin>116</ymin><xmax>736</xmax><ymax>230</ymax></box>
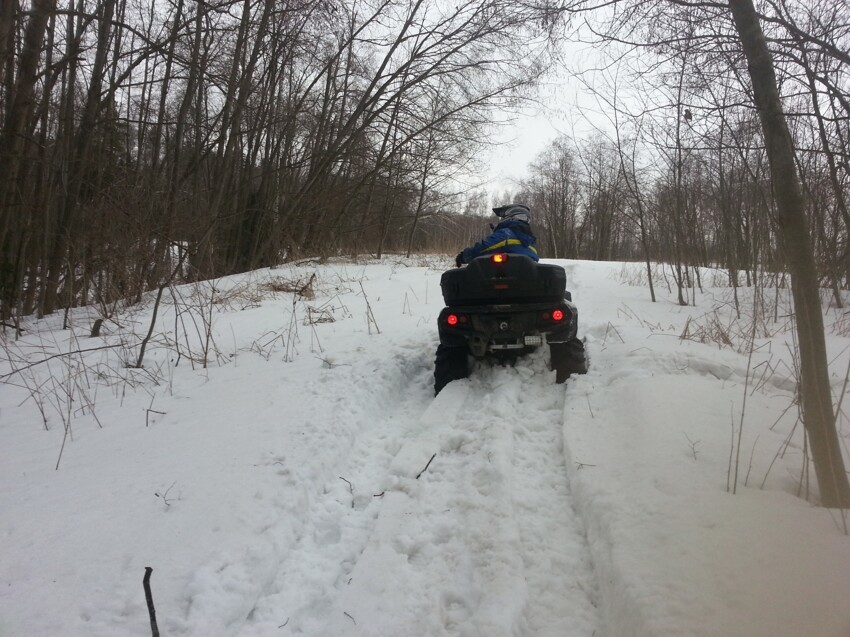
<box><xmin>498</xmin><ymin>366</ymin><xmax>600</xmax><ymax>635</ymax></box>
<box><xmin>433</xmin><ymin>358</ymin><xmax>600</xmax><ymax>637</ymax></box>
<box><xmin>235</xmin><ymin>347</ymin><xmax>600</xmax><ymax>637</ymax></box>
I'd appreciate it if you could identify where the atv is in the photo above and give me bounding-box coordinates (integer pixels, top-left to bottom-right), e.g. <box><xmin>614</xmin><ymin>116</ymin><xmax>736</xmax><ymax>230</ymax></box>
<box><xmin>434</xmin><ymin>253</ymin><xmax>587</xmax><ymax>394</ymax></box>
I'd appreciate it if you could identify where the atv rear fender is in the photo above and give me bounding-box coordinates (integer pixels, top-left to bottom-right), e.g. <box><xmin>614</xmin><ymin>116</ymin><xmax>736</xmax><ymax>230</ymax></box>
<box><xmin>440</xmin><ymin>254</ymin><xmax>566</xmax><ymax>306</ymax></box>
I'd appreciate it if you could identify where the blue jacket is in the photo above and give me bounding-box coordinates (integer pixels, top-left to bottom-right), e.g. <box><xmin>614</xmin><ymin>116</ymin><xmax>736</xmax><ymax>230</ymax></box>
<box><xmin>461</xmin><ymin>219</ymin><xmax>539</xmax><ymax>263</ymax></box>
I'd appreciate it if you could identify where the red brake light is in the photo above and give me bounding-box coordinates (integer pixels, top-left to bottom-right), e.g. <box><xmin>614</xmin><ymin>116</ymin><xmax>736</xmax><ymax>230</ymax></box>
<box><xmin>447</xmin><ymin>314</ymin><xmax>459</xmax><ymax>326</ymax></box>
<box><xmin>552</xmin><ymin>310</ymin><xmax>564</xmax><ymax>321</ymax></box>
<box><xmin>492</xmin><ymin>254</ymin><xmax>507</xmax><ymax>264</ymax></box>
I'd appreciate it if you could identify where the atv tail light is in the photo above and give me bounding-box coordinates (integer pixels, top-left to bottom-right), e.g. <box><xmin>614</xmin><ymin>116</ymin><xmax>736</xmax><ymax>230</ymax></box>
<box><xmin>447</xmin><ymin>314</ymin><xmax>459</xmax><ymax>326</ymax></box>
<box><xmin>491</xmin><ymin>253</ymin><xmax>507</xmax><ymax>264</ymax></box>
<box><xmin>552</xmin><ymin>309</ymin><xmax>564</xmax><ymax>321</ymax></box>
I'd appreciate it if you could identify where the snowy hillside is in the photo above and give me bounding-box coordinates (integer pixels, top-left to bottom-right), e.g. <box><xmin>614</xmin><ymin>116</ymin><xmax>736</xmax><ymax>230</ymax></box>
<box><xmin>1</xmin><ymin>256</ymin><xmax>849</xmax><ymax>637</ymax></box>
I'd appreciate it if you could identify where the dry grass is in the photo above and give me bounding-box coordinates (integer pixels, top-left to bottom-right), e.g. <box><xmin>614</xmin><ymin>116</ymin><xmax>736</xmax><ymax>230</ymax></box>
<box><xmin>827</xmin><ymin>310</ymin><xmax>850</xmax><ymax>337</ymax></box>
<box><xmin>679</xmin><ymin>311</ymin><xmax>737</xmax><ymax>348</ymax></box>
<box><xmin>262</xmin><ymin>274</ymin><xmax>316</xmax><ymax>299</ymax></box>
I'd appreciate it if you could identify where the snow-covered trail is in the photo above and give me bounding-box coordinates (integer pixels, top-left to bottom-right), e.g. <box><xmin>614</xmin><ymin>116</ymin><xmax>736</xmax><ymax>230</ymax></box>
<box><xmin>4</xmin><ymin>256</ymin><xmax>850</xmax><ymax>637</ymax></box>
<box><xmin>237</xmin><ymin>350</ymin><xmax>600</xmax><ymax>637</ymax></box>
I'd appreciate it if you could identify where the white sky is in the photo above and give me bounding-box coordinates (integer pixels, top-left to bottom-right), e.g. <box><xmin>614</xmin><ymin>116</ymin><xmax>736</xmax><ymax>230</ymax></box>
<box><xmin>479</xmin><ymin>41</ymin><xmax>611</xmax><ymax>197</ymax></box>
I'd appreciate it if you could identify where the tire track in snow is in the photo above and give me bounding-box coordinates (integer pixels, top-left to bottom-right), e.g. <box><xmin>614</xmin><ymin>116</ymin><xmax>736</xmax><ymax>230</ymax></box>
<box><xmin>459</xmin><ymin>356</ymin><xmax>600</xmax><ymax>637</ymax></box>
<box><xmin>496</xmin><ymin>361</ymin><xmax>601</xmax><ymax>636</ymax></box>
<box><xmin>311</xmin><ymin>351</ymin><xmax>600</xmax><ymax>637</ymax></box>
<box><xmin>230</xmin><ymin>338</ymin><xmax>440</xmax><ymax>636</ymax></box>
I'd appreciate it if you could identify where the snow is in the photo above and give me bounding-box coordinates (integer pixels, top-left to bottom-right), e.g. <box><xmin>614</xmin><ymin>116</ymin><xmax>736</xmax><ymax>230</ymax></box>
<box><xmin>1</xmin><ymin>256</ymin><xmax>849</xmax><ymax>637</ymax></box>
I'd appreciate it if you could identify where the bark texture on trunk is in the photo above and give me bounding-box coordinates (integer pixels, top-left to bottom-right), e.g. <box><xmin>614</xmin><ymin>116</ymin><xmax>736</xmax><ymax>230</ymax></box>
<box><xmin>728</xmin><ymin>0</ymin><xmax>850</xmax><ymax>507</ymax></box>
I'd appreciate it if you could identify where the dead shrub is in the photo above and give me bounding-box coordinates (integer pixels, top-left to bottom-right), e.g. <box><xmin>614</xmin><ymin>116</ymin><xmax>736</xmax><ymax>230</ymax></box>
<box><xmin>262</xmin><ymin>274</ymin><xmax>316</xmax><ymax>299</ymax></box>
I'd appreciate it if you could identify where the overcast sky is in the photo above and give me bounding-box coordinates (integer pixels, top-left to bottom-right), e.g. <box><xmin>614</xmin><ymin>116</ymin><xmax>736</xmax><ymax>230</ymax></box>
<box><xmin>479</xmin><ymin>40</ymin><xmax>610</xmax><ymax>198</ymax></box>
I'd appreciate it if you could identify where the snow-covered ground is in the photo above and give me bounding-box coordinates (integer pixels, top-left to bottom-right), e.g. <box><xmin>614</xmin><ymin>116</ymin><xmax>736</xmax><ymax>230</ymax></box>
<box><xmin>1</xmin><ymin>256</ymin><xmax>849</xmax><ymax>637</ymax></box>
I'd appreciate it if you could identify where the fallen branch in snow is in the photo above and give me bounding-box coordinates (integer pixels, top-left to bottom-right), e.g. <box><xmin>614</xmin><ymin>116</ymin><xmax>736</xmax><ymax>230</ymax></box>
<box><xmin>154</xmin><ymin>482</ymin><xmax>178</xmax><ymax>507</ymax></box>
<box><xmin>683</xmin><ymin>433</ymin><xmax>700</xmax><ymax>461</ymax></box>
<box><xmin>575</xmin><ymin>462</ymin><xmax>596</xmax><ymax>470</ymax></box>
<box><xmin>316</xmin><ymin>355</ymin><xmax>348</xmax><ymax>369</ymax></box>
<box><xmin>146</xmin><ymin>408</ymin><xmax>166</xmax><ymax>427</ymax></box>
<box><xmin>143</xmin><ymin>567</ymin><xmax>160</xmax><ymax>637</ymax></box>
<box><xmin>339</xmin><ymin>476</ymin><xmax>354</xmax><ymax>508</ymax></box>
<box><xmin>344</xmin><ymin>611</ymin><xmax>356</xmax><ymax>624</ymax></box>
<box><xmin>416</xmin><ymin>453</ymin><xmax>437</xmax><ymax>479</ymax></box>
<box><xmin>603</xmin><ymin>321</ymin><xmax>624</xmax><ymax>344</ymax></box>
<box><xmin>146</xmin><ymin>395</ymin><xmax>165</xmax><ymax>428</ymax></box>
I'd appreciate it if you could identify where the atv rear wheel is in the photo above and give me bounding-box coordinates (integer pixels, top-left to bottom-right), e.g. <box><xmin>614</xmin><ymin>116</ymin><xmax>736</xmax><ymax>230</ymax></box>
<box><xmin>434</xmin><ymin>344</ymin><xmax>469</xmax><ymax>395</ymax></box>
<box><xmin>550</xmin><ymin>338</ymin><xmax>588</xmax><ymax>384</ymax></box>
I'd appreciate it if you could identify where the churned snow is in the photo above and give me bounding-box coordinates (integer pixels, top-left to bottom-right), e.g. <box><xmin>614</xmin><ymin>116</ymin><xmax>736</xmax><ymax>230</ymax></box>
<box><xmin>1</xmin><ymin>256</ymin><xmax>849</xmax><ymax>637</ymax></box>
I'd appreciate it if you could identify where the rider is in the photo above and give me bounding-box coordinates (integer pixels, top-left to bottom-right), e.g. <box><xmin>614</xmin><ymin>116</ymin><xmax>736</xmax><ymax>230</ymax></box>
<box><xmin>455</xmin><ymin>204</ymin><xmax>538</xmax><ymax>267</ymax></box>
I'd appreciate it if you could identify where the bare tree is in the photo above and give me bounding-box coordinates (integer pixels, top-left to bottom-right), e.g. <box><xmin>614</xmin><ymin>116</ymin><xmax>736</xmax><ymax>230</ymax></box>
<box><xmin>728</xmin><ymin>0</ymin><xmax>850</xmax><ymax>507</ymax></box>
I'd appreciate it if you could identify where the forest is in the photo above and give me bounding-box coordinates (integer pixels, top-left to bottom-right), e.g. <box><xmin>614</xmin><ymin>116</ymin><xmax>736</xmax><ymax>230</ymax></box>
<box><xmin>0</xmin><ymin>0</ymin><xmax>847</xmax><ymax>321</ymax></box>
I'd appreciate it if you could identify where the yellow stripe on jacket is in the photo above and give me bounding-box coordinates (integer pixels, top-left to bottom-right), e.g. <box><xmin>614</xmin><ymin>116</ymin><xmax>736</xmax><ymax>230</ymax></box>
<box><xmin>482</xmin><ymin>239</ymin><xmax>538</xmax><ymax>253</ymax></box>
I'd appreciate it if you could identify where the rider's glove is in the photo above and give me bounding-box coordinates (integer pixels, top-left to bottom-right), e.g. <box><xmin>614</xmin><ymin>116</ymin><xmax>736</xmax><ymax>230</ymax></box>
<box><xmin>455</xmin><ymin>252</ymin><xmax>464</xmax><ymax>268</ymax></box>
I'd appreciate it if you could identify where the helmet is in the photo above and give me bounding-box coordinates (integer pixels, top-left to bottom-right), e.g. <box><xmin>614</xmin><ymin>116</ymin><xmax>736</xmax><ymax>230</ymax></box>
<box><xmin>493</xmin><ymin>204</ymin><xmax>530</xmax><ymax>223</ymax></box>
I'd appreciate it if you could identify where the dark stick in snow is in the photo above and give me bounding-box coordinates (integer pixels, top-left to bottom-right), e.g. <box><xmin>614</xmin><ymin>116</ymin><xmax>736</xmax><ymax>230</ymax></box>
<box><xmin>143</xmin><ymin>567</ymin><xmax>160</xmax><ymax>637</ymax></box>
<box><xmin>416</xmin><ymin>453</ymin><xmax>437</xmax><ymax>479</ymax></box>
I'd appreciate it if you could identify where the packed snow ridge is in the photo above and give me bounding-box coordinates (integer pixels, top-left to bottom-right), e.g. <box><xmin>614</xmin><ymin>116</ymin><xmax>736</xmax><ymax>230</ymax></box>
<box><xmin>1</xmin><ymin>256</ymin><xmax>849</xmax><ymax>637</ymax></box>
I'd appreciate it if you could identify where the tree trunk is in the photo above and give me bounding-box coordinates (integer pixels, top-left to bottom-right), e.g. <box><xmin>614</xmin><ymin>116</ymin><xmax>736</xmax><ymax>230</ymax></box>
<box><xmin>42</xmin><ymin>0</ymin><xmax>115</xmax><ymax>315</ymax></box>
<box><xmin>0</xmin><ymin>0</ymin><xmax>55</xmax><ymax>239</ymax></box>
<box><xmin>728</xmin><ymin>0</ymin><xmax>850</xmax><ymax>508</ymax></box>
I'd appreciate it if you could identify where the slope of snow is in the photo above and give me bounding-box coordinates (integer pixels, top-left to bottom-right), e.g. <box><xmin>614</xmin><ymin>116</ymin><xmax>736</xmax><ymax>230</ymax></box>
<box><xmin>1</xmin><ymin>256</ymin><xmax>848</xmax><ymax>637</ymax></box>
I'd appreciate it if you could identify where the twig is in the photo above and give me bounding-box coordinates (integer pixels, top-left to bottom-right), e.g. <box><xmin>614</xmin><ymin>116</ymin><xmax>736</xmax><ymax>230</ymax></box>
<box><xmin>343</xmin><ymin>612</ymin><xmax>356</xmax><ymax>625</ymax></box>
<box><xmin>683</xmin><ymin>433</ymin><xmax>700</xmax><ymax>460</ymax></box>
<box><xmin>143</xmin><ymin>567</ymin><xmax>160</xmax><ymax>637</ymax></box>
<box><xmin>55</xmin><ymin>420</ymin><xmax>71</xmax><ymax>471</ymax></box>
<box><xmin>727</xmin><ymin>402</ymin><xmax>735</xmax><ymax>493</ymax></box>
<box><xmin>1</xmin><ymin>343</ymin><xmax>125</xmax><ymax>380</ymax></box>
<box><xmin>299</xmin><ymin>273</ymin><xmax>317</xmax><ymax>297</ymax></box>
<box><xmin>137</xmin><ymin>249</ymin><xmax>190</xmax><ymax>368</ymax></box>
<box><xmin>360</xmin><ymin>282</ymin><xmax>381</xmax><ymax>334</ymax></box>
<box><xmin>339</xmin><ymin>476</ymin><xmax>355</xmax><ymax>508</ymax></box>
<box><xmin>603</xmin><ymin>321</ymin><xmax>625</xmax><ymax>344</ymax></box>
<box><xmin>732</xmin><ymin>300</ymin><xmax>760</xmax><ymax>495</ymax></box>
<box><xmin>416</xmin><ymin>453</ymin><xmax>437</xmax><ymax>479</ymax></box>
<box><xmin>146</xmin><ymin>409</ymin><xmax>166</xmax><ymax>427</ymax></box>
<box><xmin>155</xmin><ymin>482</ymin><xmax>177</xmax><ymax>507</ymax></box>
<box><xmin>744</xmin><ymin>435</ymin><xmax>760</xmax><ymax>487</ymax></box>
